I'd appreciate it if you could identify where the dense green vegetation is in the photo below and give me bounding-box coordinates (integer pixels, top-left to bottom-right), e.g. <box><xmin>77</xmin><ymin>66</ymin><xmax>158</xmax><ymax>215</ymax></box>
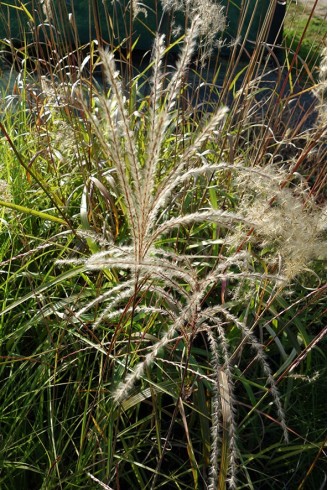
<box><xmin>284</xmin><ymin>2</ymin><xmax>327</xmax><ymax>72</ymax></box>
<box><xmin>0</xmin><ymin>1</ymin><xmax>326</xmax><ymax>489</ymax></box>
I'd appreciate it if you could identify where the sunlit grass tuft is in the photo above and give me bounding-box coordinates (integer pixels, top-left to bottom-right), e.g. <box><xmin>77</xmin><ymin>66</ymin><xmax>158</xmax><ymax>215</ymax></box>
<box><xmin>0</xmin><ymin>1</ymin><xmax>326</xmax><ymax>488</ymax></box>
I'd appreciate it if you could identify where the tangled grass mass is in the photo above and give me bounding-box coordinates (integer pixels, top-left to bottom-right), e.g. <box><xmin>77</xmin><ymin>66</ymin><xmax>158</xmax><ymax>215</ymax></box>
<box><xmin>0</xmin><ymin>1</ymin><xmax>326</xmax><ymax>489</ymax></box>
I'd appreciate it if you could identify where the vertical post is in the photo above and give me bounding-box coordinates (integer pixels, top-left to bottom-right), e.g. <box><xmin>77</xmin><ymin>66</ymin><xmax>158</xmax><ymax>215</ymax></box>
<box><xmin>267</xmin><ymin>0</ymin><xmax>287</xmax><ymax>60</ymax></box>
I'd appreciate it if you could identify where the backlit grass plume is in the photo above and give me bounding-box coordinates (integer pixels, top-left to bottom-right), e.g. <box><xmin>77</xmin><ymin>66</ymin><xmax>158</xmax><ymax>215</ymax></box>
<box><xmin>54</xmin><ymin>21</ymin><xmax>303</xmax><ymax>487</ymax></box>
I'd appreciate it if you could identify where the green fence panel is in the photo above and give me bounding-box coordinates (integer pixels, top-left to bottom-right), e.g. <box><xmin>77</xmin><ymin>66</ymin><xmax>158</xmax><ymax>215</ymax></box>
<box><xmin>0</xmin><ymin>0</ymin><xmax>271</xmax><ymax>53</ymax></box>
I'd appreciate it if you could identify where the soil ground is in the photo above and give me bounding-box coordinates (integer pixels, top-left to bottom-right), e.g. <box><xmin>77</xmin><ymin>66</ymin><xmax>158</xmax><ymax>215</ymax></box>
<box><xmin>297</xmin><ymin>0</ymin><xmax>327</xmax><ymax>18</ymax></box>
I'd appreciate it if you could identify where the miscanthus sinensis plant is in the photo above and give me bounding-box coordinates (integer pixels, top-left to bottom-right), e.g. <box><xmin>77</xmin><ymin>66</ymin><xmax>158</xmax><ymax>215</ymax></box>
<box><xmin>49</xmin><ymin>17</ymin><xmax>325</xmax><ymax>489</ymax></box>
<box><xmin>0</xmin><ymin>5</ymin><xmax>326</xmax><ymax>488</ymax></box>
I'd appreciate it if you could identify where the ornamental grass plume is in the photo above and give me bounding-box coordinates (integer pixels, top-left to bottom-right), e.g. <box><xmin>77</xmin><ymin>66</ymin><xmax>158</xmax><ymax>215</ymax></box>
<box><xmin>83</xmin><ymin>17</ymin><xmax>230</xmax><ymax>263</ymax></box>
<box><xmin>55</xmin><ymin>21</ymin><xmax>307</xmax><ymax>487</ymax></box>
<box><xmin>161</xmin><ymin>0</ymin><xmax>225</xmax><ymax>33</ymax></box>
<box><xmin>161</xmin><ymin>0</ymin><xmax>226</xmax><ymax>56</ymax></box>
<box><xmin>314</xmin><ymin>47</ymin><xmax>327</xmax><ymax>126</ymax></box>
<box><xmin>231</xmin><ymin>168</ymin><xmax>327</xmax><ymax>280</ymax></box>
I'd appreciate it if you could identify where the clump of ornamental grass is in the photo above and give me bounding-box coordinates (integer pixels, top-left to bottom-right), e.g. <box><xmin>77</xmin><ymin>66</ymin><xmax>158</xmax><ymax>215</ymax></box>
<box><xmin>3</xmin><ymin>13</ymin><xmax>323</xmax><ymax>488</ymax></box>
<box><xmin>51</xmin><ymin>20</ymin><xmax>326</xmax><ymax>487</ymax></box>
<box><xmin>0</xmin><ymin>3</ymin><xmax>326</xmax><ymax>489</ymax></box>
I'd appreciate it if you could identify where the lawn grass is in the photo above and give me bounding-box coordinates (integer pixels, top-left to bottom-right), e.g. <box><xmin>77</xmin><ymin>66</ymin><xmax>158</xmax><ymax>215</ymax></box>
<box><xmin>284</xmin><ymin>2</ymin><xmax>326</xmax><ymax>73</ymax></box>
